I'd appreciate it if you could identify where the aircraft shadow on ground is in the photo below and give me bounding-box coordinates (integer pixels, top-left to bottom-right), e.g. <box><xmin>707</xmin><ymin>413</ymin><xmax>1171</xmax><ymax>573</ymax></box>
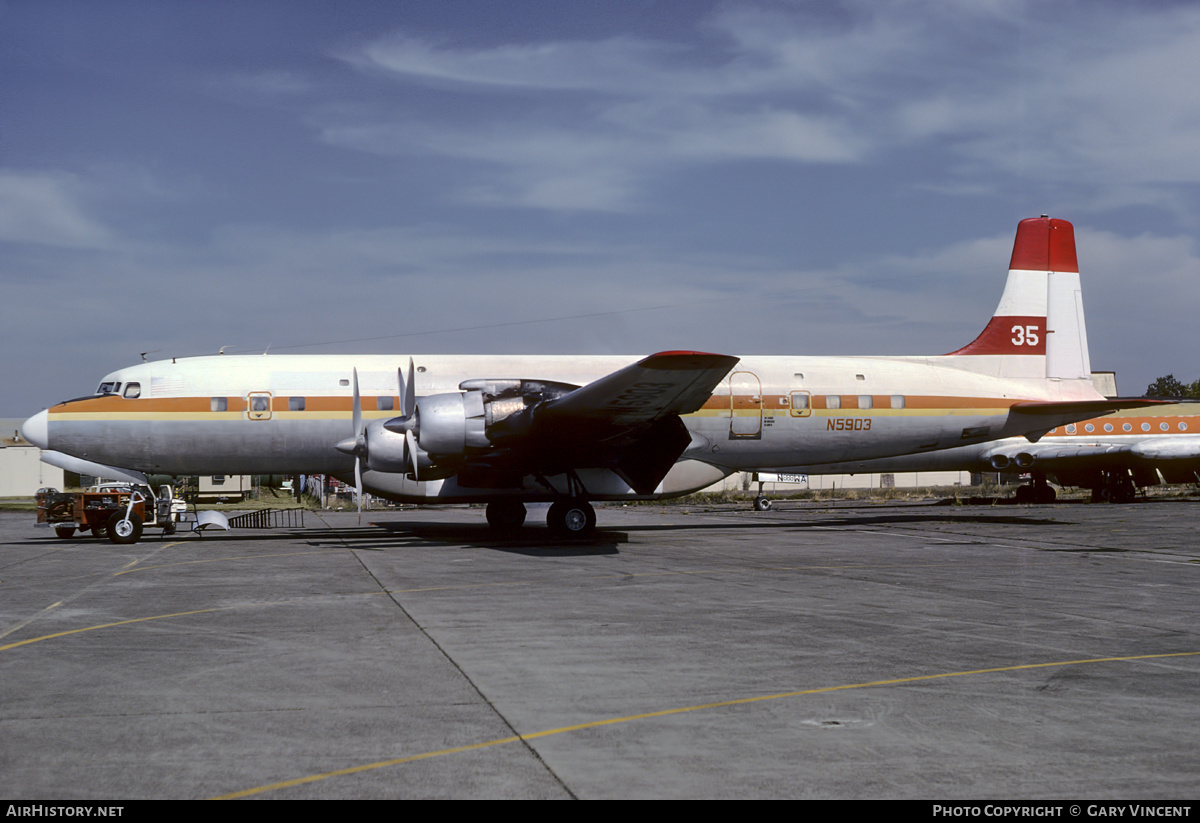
<box><xmin>17</xmin><ymin>507</ymin><xmax>1064</xmax><ymax>555</ymax></box>
<box><xmin>363</xmin><ymin>521</ymin><xmax>626</xmax><ymax>556</ymax></box>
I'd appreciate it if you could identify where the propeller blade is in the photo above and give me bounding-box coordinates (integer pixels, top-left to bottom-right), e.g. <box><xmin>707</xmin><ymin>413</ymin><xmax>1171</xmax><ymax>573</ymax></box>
<box><xmin>351</xmin><ymin>368</ymin><xmax>363</xmax><ymax>449</ymax></box>
<box><xmin>354</xmin><ymin>456</ymin><xmax>363</xmax><ymax>524</ymax></box>
<box><xmin>404</xmin><ymin>357</ymin><xmax>416</xmax><ymax>418</ymax></box>
<box><xmin>405</xmin><ymin>429</ymin><xmax>419</xmax><ymax>481</ymax></box>
<box><xmin>352</xmin><ymin>368</ymin><xmax>365</xmax><ymax>523</ymax></box>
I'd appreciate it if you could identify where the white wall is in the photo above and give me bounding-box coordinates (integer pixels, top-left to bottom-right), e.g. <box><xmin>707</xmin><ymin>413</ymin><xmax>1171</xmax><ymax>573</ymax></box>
<box><xmin>0</xmin><ymin>446</ymin><xmax>65</xmax><ymax>496</ymax></box>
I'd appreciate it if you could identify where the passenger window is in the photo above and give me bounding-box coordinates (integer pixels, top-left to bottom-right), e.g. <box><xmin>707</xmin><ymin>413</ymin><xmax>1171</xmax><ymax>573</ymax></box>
<box><xmin>211</xmin><ymin>397</ymin><xmax>227</xmax><ymax>412</ymax></box>
<box><xmin>289</xmin><ymin>397</ymin><xmax>306</xmax><ymax>411</ymax></box>
<box><xmin>247</xmin><ymin>392</ymin><xmax>273</xmax><ymax>420</ymax></box>
<box><xmin>891</xmin><ymin>395</ymin><xmax>905</xmax><ymax>409</ymax></box>
<box><xmin>826</xmin><ymin>395</ymin><xmax>841</xmax><ymax>409</ymax></box>
<box><xmin>377</xmin><ymin>397</ymin><xmax>394</xmax><ymax>411</ymax></box>
<box><xmin>123</xmin><ymin>382</ymin><xmax>141</xmax><ymax>399</ymax></box>
<box><xmin>858</xmin><ymin>395</ymin><xmax>873</xmax><ymax>409</ymax></box>
<box><xmin>790</xmin><ymin>392</ymin><xmax>811</xmax><ymax>417</ymax></box>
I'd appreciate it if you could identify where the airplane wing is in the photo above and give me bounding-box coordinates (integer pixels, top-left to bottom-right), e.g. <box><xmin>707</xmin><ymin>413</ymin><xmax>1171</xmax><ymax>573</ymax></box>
<box><xmin>1129</xmin><ymin>438</ymin><xmax>1200</xmax><ymax>460</ymax></box>
<box><xmin>477</xmin><ymin>351</ymin><xmax>739</xmax><ymax>493</ymax></box>
<box><xmin>984</xmin><ymin>436</ymin><xmax>1200</xmax><ymax>470</ymax></box>
<box><xmin>537</xmin><ymin>350</ymin><xmax>739</xmax><ymax>427</ymax></box>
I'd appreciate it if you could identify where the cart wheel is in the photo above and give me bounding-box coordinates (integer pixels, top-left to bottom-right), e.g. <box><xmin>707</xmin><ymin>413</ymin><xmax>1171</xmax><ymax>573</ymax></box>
<box><xmin>55</xmin><ymin>526</ymin><xmax>76</xmax><ymax>539</ymax></box>
<box><xmin>107</xmin><ymin>512</ymin><xmax>143</xmax><ymax>545</ymax></box>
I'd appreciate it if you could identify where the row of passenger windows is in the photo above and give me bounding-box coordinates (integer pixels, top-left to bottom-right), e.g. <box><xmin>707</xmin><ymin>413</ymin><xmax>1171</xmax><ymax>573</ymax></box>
<box><xmin>208</xmin><ymin>396</ymin><xmax>397</xmax><ymax>412</ymax></box>
<box><xmin>790</xmin><ymin>394</ymin><xmax>906</xmax><ymax>410</ymax></box>
<box><xmin>1060</xmin><ymin>421</ymin><xmax>1189</xmax><ymax>433</ymax></box>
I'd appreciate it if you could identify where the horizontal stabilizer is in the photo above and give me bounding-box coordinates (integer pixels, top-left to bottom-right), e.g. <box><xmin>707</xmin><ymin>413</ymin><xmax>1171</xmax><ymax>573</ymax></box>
<box><xmin>1009</xmin><ymin>398</ymin><xmax>1174</xmax><ymax>416</ymax></box>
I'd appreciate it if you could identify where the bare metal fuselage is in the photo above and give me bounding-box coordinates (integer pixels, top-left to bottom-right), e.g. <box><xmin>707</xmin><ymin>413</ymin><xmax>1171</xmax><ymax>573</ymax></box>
<box><xmin>42</xmin><ymin>351</ymin><xmax>1100</xmax><ymax>503</ymax></box>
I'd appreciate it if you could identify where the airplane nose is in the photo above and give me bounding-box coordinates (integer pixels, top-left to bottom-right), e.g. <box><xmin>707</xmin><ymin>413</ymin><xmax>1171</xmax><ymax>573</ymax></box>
<box><xmin>21</xmin><ymin>409</ymin><xmax>49</xmax><ymax>449</ymax></box>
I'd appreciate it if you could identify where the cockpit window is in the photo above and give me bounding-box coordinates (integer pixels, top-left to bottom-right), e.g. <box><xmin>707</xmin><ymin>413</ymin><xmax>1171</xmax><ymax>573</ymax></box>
<box><xmin>97</xmin><ymin>382</ymin><xmax>122</xmax><ymax>395</ymax></box>
<box><xmin>122</xmin><ymin>382</ymin><xmax>141</xmax><ymax>399</ymax></box>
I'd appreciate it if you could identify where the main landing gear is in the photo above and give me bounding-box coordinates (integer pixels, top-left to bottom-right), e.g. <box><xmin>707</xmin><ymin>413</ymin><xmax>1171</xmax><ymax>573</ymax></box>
<box><xmin>547</xmin><ymin>499</ymin><xmax>596</xmax><ymax>536</ymax></box>
<box><xmin>484</xmin><ymin>499</ymin><xmax>597</xmax><ymax>537</ymax></box>
<box><xmin>485</xmin><ymin>500</ymin><xmax>527</xmax><ymax>529</ymax></box>
<box><xmin>1013</xmin><ymin>472</ymin><xmax>1057</xmax><ymax>504</ymax></box>
<box><xmin>1090</xmin><ymin>470</ymin><xmax>1137</xmax><ymax>503</ymax></box>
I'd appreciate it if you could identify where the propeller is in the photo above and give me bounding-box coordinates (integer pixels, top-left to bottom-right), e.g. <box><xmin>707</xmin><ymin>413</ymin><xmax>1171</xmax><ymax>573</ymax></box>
<box><xmin>335</xmin><ymin>360</ymin><xmax>423</xmax><ymax>509</ymax></box>
<box><xmin>385</xmin><ymin>357</ymin><xmax>421</xmax><ymax>481</ymax></box>
<box><xmin>334</xmin><ymin>368</ymin><xmax>367</xmax><ymax>522</ymax></box>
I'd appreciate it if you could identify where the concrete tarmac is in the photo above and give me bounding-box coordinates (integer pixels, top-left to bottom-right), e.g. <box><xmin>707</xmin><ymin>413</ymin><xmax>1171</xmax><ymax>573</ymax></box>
<box><xmin>1</xmin><ymin>500</ymin><xmax>1198</xmax><ymax>799</ymax></box>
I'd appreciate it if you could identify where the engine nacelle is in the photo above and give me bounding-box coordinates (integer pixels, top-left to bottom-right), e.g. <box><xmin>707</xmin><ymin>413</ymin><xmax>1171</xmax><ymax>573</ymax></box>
<box><xmin>414</xmin><ymin>390</ymin><xmax>489</xmax><ymax>455</ymax></box>
<box><xmin>367</xmin><ymin>379</ymin><xmax>579</xmax><ymax>479</ymax></box>
<box><xmin>362</xmin><ymin>419</ymin><xmax>411</xmax><ymax>473</ymax></box>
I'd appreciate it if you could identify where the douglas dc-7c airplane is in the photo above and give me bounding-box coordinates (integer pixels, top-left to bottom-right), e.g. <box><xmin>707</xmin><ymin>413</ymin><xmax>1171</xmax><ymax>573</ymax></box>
<box><xmin>22</xmin><ymin>217</ymin><xmax>1157</xmax><ymax>539</ymax></box>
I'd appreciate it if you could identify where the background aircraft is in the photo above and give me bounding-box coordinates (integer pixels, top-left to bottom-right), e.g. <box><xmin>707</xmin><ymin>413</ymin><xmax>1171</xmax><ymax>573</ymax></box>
<box><xmin>772</xmin><ymin>403</ymin><xmax>1199</xmax><ymax>503</ymax></box>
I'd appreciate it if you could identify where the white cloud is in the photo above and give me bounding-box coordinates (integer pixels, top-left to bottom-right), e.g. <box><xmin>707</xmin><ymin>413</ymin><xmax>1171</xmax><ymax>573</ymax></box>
<box><xmin>324</xmin><ymin>3</ymin><xmax>1200</xmax><ymax>215</ymax></box>
<box><xmin>0</xmin><ymin>171</ymin><xmax>112</xmax><ymax>249</ymax></box>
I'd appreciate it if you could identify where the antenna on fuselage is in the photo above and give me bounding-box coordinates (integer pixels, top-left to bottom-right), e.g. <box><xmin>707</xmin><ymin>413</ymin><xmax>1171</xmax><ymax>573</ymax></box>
<box><xmin>140</xmin><ymin>350</ymin><xmax>160</xmax><ymax>362</ymax></box>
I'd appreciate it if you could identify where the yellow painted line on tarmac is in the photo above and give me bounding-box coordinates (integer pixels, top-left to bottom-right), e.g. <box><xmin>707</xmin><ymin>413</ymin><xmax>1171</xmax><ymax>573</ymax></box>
<box><xmin>0</xmin><ymin>601</ymin><xmax>63</xmax><ymax>642</ymax></box>
<box><xmin>119</xmin><ymin>541</ymin><xmax>190</xmax><ymax>571</ymax></box>
<box><xmin>213</xmin><ymin>650</ymin><xmax>1200</xmax><ymax>799</ymax></box>
<box><xmin>0</xmin><ymin>607</ymin><xmax>244</xmax><ymax>653</ymax></box>
<box><xmin>0</xmin><ymin>591</ymin><xmax>396</xmax><ymax>654</ymax></box>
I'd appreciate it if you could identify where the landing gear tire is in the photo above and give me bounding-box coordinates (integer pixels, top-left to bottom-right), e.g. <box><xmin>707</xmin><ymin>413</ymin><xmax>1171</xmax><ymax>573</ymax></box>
<box><xmin>547</xmin><ymin>500</ymin><xmax>596</xmax><ymax>537</ymax></box>
<box><xmin>486</xmin><ymin>500</ymin><xmax>527</xmax><ymax>530</ymax></box>
<box><xmin>1033</xmin><ymin>484</ymin><xmax>1057</xmax><ymax>504</ymax></box>
<box><xmin>753</xmin><ymin>496</ymin><xmax>772</xmax><ymax>511</ymax></box>
<box><xmin>54</xmin><ymin>526</ymin><xmax>76</xmax><ymax>539</ymax></box>
<box><xmin>107</xmin><ymin>512</ymin><xmax>143</xmax><ymax>545</ymax></box>
<box><xmin>90</xmin><ymin>524</ymin><xmax>108</xmax><ymax>539</ymax></box>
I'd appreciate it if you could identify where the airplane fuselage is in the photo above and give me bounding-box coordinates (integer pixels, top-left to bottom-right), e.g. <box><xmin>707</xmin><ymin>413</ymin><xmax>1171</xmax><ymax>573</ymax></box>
<box><xmin>40</xmin><ymin>351</ymin><xmax>1100</xmax><ymax>502</ymax></box>
<box><xmin>24</xmin><ymin>218</ymin><xmax>1141</xmax><ymax>525</ymax></box>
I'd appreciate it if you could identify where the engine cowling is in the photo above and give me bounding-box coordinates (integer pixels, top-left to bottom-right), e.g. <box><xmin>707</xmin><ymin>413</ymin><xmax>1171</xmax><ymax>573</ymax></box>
<box><xmin>367</xmin><ymin>379</ymin><xmax>577</xmax><ymax>479</ymax></box>
<box><xmin>413</xmin><ymin>390</ymin><xmax>488</xmax><ymax>455</ymax></box>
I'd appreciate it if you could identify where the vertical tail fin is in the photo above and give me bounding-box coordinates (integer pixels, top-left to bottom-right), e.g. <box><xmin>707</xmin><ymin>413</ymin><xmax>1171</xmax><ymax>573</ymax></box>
<box><xmin>946</xmin><ymin>217</ymin><xmax>1091</xmax><ymax>382</ymax></box>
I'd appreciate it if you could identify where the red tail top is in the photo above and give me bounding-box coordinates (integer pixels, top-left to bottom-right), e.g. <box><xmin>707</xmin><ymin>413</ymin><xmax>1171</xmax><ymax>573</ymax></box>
<box><xmin>1009</xmin><ymin>217</ymin><xmax>1078</xmax><ymax>272</ymax></box>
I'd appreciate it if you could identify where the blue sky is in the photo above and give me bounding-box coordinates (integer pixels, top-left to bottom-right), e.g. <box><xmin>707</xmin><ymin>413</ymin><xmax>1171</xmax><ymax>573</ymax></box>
<box><xmin>5</xmin><ymin>0</ymin><xmax>1200</xmax><ymax>417</ymax></box>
